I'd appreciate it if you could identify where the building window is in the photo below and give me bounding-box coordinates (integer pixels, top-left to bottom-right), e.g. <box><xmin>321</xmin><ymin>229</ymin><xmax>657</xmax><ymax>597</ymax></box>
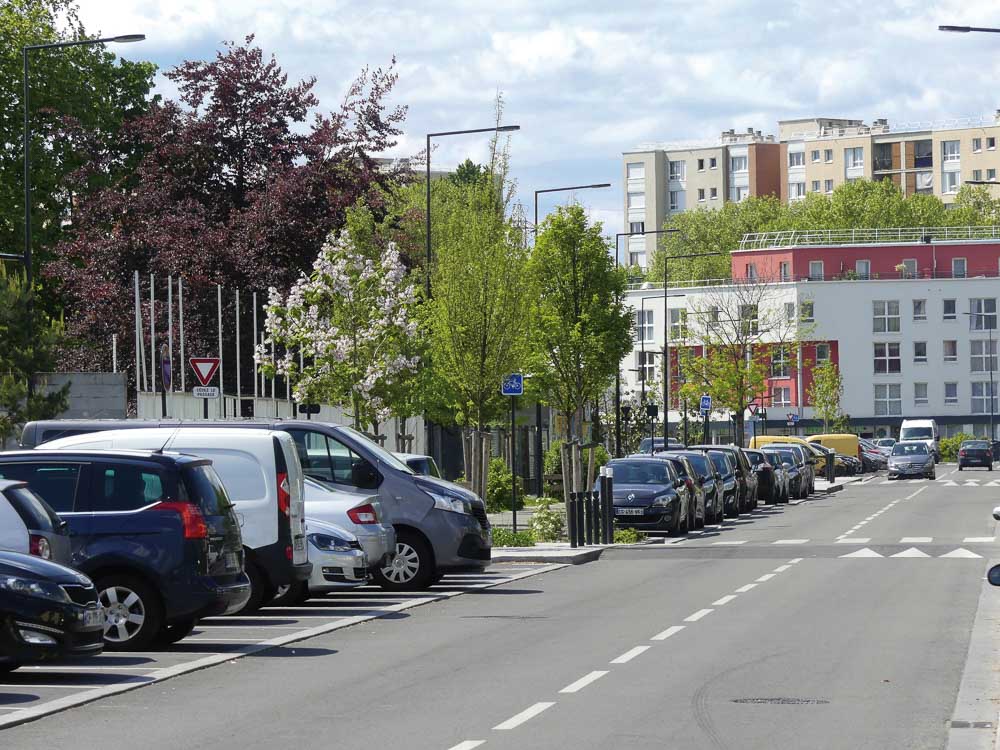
<box><xmin>697</xmin><ymin>158</ymin><xmax>705</xmax><ymax>171</ymax></box>
<box><xmin>972</xmin><ymin>382</ymin><xmax>998</xmax><ymax>414</ymax></box>
<box><xmin>990</xmin><ymin>137</ymin><xmax>997</xmax><ymax>151</ymax></box>
<box><xmin>874</xmin><ymin>383</ymin><xmax>902</xmax><ymax>416</ymax></box>
<box><xmin>811</xmin><ymin>180</ymin><xmax>820</xmax><ymax>192</ymax></box>
<box><xmin>912</xmin><ymin>299</ymin><xmax>926</xmax><ymax>321</ymax></box>
<box><xmin>710</xmin><ymin>187</ymin><xmax>718</xmax><ymax>200</ymax></box>
<box><xmin>745</xmin><ymin>263</ymin><xmax>757</xmax><ymax>280</ymax></box>
<box><xmin>629</xmin><ymin>251</ymin><xmax>647</xmax><ymax>267</ymax></box>
<box><xmin>669</xmin><ymin>308</ymin><xmax>687</xmax><ymax>340</ymax></box>
<box><xmin>915</xmin><ymin>171</ymin><xmax>933</xmax><ymax>194</ymax></box>
<box><xmin>974</xmin><ymin>138</ymin><xmax>983</xmax><ymax>153</ymax></box>
<box><xmin>709</xmin><ymin>157</ymin><xmax>717</xmax><ymax>169</ymax></box>
<box><xmin>789</xmin><ymin>182</ymin><xmax>806</xmax><ymax>200</ymax></box>
<box><xmin>629</xmin><ymin>221</ymin><xmax>645</xmax><ymax>235</ymax></box>
<box><xmin>669</xmin><ymin>190</ymin><xmax>682</xmax><ymax>211</ymax></box>
<box><xmin>914</xmin><ymin>341</ymin><xmax>927</xmax><ymax>363</ymax></box>
<box><xmin>771</xmin><ymin>348</ymin><xmax>790</xmax><ymax>378</ymax></box>
<box><xmin>669</xmin><ymin>161</ymin><xmax>686</xmax><ymax>181</ymax></box>
<box><xmin>811</xmin><ymin>149</ymin><xmax>820</xmax><ymax>163</ymax></box>
<box><xmin>785</xmin><ymin>302</ymin><xmax>796</xmax><ymax>321</ymax></box>
<box><xmin>901</xmin><ymin>258</ymin><xmax>918</xmax><ymax>278</ymax></box>
<box><xmin>973</xmin><ymin>169</ymin><xmax>983</xmax><ymax>181</ymax></box>
<box><xmin>634</xmin><ymin>309</ymin><xmax>654</xmax><ymax>343</ymax></box>
<box><xmin>772</xmin><ymin>386</ymin><xmax>792</xmax><ymax>407</ymax></box>
<box><xmin>845</xmin><ymin>147</ymin><xmax>864</xmax><ymax>169</ymax></box>
<box><xmin>914</xmin><ymin>382</ymin><xmax>928</xmax><ymax>405</ymax></box>
<box><xmin>697</xmin><ymin>188</ymin><xmax>706</xmax><ymax>202</ymax></box>
<box><xmin>779</xmin><ymin>262</ymin><xmax>791</xmax><ymax>282</ymax></box>
<box><xmin>740</xmin><ymin>304</ymin><xmax>759</xmax><ymax>335</ymax></box>
<box><xmin>824</xmin><ymin>179</ymin><xmax>834</xmax><ymax>194</ymax></box>
<box><xmin>824</xmin><ymin>149</ymin><xmax>833</xmax><ymax>163</ymax></box>
<box><xmin>944</xmin><ymin>340</ymin><xmax>958</xmax><ymax>362</ymax></box>
<box><xmin>855</xmin><ymin>259</ymin><xmax>871</xmax><ymax>278</ymax></box>
<box><xmin>816</xmin><ymin>343</ymin><xmax>831</xmax><ymax>363</ymax></box>
<box><xmin>942</xmin><ymin>140</ymin><xmax>961</xmax><ymax>162</ymax></box>
<box><xmin>627</xmin><ymin>192</ymin><xmax>645</xmax><ymax>209</ymax></box>
<box><xmin>990</xmin><ymin>168</ymin><xmax>998</xmax><ymax>181</ymax></box>
<box><xmin>971</xmin><ymin>339</ymin><xmax>998</xmax><ymax>373</ymax></box>
<box><xmin>729</xmin><ymin>155</ymin><xmax>748</xmax><ymax>172</ymax></box>
<box><xmin>789</xmin><ymin>151</ymin><xmax>805</xmax><ymax>168</ymax></box>
<box><xmin>808</xmin><ymin>260</ymin><xmax>824</xmax><ymax>281</ymax></box>
<box><xmin>874</xmin><ymin>342</ymin><xmax>901</xmax><ymax>374</ymax></box>
<box><xmin>800</xmin><ymin>301</ymin><xmax>814</xmax><ymax>321</ymax></box>
<box><xmin>873</xmin><ymin>300</ymin><xmax>901</xmax><ymax>333</ymax></box>
<box><xmin>636</xmin><ymin>350</ymin><xmax>657</xmax><ymax>383</ymax></box>
<box><xmin>971</xmin><ymin>298</ymin><xmax>998</xmax><ymax>329</ymax></box>
<box><xmin>945</xmin><ymin>382</ymin><xmax>958</xmax><ymax>404</ymax></box>
<box><xmin>729</xmin><ymin>185</ymin><xmax>750</xmax><ymax>202</ymax></box>
<box><xmin>944</xmin><ymin>299</ymin><xmax>956</xmax><ymax>320</ymax></box>
<box><xmin>943</xmin><ymin>170</ymin><xmax>960</xmax><ymax>194</ymax></box>
<box><xmin>952</xmin><ymin>257</ymin><xmax>967</xmax><ymax>278</ymax></box>
<box><xmin>627</xmin><ymin>162</ymin><xmax>645</xmax><ymax>180</ymax></box>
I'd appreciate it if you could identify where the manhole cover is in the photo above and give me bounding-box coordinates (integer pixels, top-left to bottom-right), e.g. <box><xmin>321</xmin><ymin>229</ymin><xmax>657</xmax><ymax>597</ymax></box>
<box><xmin>732</xmin><ymin>698</ymin><xmax>829</xmax><ymax>705</ymax></box>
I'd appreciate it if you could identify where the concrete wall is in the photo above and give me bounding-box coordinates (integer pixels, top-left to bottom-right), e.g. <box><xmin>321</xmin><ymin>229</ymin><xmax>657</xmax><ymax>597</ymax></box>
<box><xmin>36</xmin><ymin>372</ymin><xmax>127</xmax><ymax>419</ymax></box>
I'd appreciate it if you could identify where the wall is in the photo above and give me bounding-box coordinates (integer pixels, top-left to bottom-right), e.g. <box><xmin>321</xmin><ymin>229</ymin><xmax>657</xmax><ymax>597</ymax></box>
<box><xmin>36</xmin><ymin>372</ymin><xmax>127</xmax><ymax>418</ymax></box>
<box><xmin>749</xmin><ymin>143</ymin><xmax>781</xmax><ymax>198</ymax></box>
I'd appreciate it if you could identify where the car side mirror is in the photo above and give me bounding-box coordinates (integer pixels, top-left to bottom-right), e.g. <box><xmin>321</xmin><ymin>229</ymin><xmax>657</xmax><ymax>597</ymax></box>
<box><xmin>993</xmin><ymin>506</ymin><xmax>1000</xmax><ymax>522</ymax></box>
<box><xmin>989</xmin><ymin>564</ymin><xmax>1000</xmax><ymax>586</ymax></box>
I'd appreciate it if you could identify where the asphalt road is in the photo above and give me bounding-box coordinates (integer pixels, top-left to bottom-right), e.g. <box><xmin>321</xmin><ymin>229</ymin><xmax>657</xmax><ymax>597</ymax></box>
<box><xmin>3</xmin><ymin>467</ymin><xmax>998</xmax><ymax>749</ymax></box>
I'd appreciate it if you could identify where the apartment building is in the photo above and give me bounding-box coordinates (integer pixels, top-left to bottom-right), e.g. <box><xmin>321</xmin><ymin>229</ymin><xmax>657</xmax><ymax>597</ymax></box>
<box><xmin>622</xmin><ymin>228</ymin><xmax>1000</xmax><ymax>439</ymax></box>
<box><xmin>622</xmin><ymin>129</ymin><xmax>779</xmax><ymax>267</ymax></box>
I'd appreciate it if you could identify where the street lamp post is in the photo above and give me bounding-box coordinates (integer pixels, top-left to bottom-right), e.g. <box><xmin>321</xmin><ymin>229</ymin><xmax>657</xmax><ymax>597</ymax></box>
<box><xmin>532</xmin><ymin>182</ymin><xmax>610</xmax><ymax>496</ymax></box>
<box><xmin>965</xmin><ymin>311</ymin><xmax>996</xmax><ymax>440</ymax></box>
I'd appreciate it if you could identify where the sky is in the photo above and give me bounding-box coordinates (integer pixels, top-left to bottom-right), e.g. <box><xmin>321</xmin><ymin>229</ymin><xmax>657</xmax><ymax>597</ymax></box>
<box><xmin>77</xmin><ymin>0</ymin><xmax>1000</xmax><ymax>239</ymax></box>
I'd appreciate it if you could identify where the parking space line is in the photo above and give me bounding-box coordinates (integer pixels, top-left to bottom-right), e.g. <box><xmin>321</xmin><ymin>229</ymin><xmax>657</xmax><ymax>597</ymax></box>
<box><xmin>684</xmin><ymin>608</ymin><xmax>714</xmax><ymax>622</ymax></box>
<box><xmin>651</xmin><ymin>625</ymin><xmax>685</xmax><ymax>641</ymax></box>
<box><xmin>734</xmin><ymin>583</ymin><xmax>757</xmax><ymax>593</ymax></box>
<box><xmin>964</xmin><ymin>537</ymin><xmax>995</xmax><ymax>543</ymax></box>
<box><xmin>559</xmin><ymin>670</ymin><xmax>609</xmax><ymax>693</ymax></box>
<box><xmin>493</xmin><ymin>701</ymin><xmax>556</xmax><ymax>730</ymax></box>
<box><xmin>610</xmin><ymin>646</ymin><xmax>650</xmax><ymax>664</ymax></box>
<box><xmin>447</xmin><ymin>741</ymin><xmax>486</xmax><ymax>750</ymax></box>
<box><xmin>712</xmin><ymin>595</ymin><xmax>737</xmax><ymax>606</ymax></box>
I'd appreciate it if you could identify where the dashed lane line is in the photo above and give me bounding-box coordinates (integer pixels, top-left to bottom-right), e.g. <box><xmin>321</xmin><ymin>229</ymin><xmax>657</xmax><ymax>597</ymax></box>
<box><xmin>964</xmin><ymin>537</ymin><xmax>995</xmax><ymax>543</ymax></box>
<box><xmin>900</xmin><ymin>537</ymin><xmax>933</xmax><ymax>544</ymax></box>
<box><xmin>836</xmin><ymin>537</ymin><xmax>871</xmax><ymax>544</ymax></box>
<box><xmin>651</xmin><ymin>625</ymin><xmax>685</xmax><ymax>641</ymax></box>
<box><xmin>493</xmin><ymin>702</ymin><xmax>556</xmax><ymax>730</ymax></box>
<box><xmin>711</xmin><ymin>540</ymin><xmax>747</xmax><ymax>545</ymax></box>
<box><xmin>773</xmin><ymin>564</ymin><xmax>792</xmax><ymax>572</ymax></box>
<box><xmin>684</xmin><ymin>608</ymin><xmax>715</xmax><ymax>622</ymax></box>
<box><xmin>734</xmin><ymin>583</ymin><xmax>757</xmax><ymax>593</ymax></box>
<box><xmin>559</xmin><ymin>671</ymin><xmax>609</xmax><ymax>694</ymax></box>
<box><xmin>610</xmin><ymin>646</ymin><xmax>651</xmax><ymax>664</ymax></box>
<box><xmin>755</xmin><ymin>573</ymin><xmax>776</xmax><ymax>582</ymax></box>
<box><xmin>447</xmin><ymin>742</ymin><xmax>486</xmax><ymax>750</ymax></box>
<box><xmin>712</xmin><ymin>595</ymin><xmax>738</xmax><ymax>606</ymax></box>
<box><xmin>773</xmin><ymin>539</ymin><xmax>809</xmax><ymax>545</ymax></box>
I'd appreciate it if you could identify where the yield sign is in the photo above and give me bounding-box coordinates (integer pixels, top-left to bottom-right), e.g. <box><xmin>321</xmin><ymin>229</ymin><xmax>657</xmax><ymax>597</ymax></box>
<box><xmin>189</xmin><ymin>357</ymin><xmax>220</xmax><ymax>387</ymax></box>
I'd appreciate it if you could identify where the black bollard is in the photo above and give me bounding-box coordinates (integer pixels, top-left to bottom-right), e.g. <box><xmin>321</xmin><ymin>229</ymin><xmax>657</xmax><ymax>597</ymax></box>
<box><xmin>605</xmin><ymin>468</ymin><xmax>615</xmax><ymax>543</ymax></box>
<box><xmin>575</xmin><ymin>492</ymin><xmax>586</xmax><ymax>546</ymax></box>
<box><xmin>584</xmin><ymin>489</ymin><xmax>593</xmax><ymax>545</ymax></box>
<box><xmin>567</xmin><ymin>491</ymin><xmax>578</xmax><ymax>548</ymax></box>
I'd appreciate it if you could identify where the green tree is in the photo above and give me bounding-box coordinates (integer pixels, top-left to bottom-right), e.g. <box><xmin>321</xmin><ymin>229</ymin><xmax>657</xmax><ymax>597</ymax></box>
<box><xmin>530</xmin><ymin>204</ymin><xmax>632</xmax><ymax>439</ymax></box>
<box><xmin>0</xmin><ymin>266</ymin><xmax>68</xmax><ymax>443</ymax></box>
<box><xmin>449</xmin><ymin>158</ymin><xmax>486</xmax><ymax>186</ymax></box>
<box><xmin>807</xmin><ymin>360</ymin><xmax>844</xmax><ymax>432</ymax></box>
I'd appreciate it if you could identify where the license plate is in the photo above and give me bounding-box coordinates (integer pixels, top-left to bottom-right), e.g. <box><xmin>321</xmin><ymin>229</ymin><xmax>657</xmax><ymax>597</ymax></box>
<box><xmin>83</xmin><ymin>608</ymin><xmax>105</xmax><ymax>628</ymax></box>
<box><xmin>616</xmin><ymin>507</ymin><xmax>645</xmax><ymax>516</ymax></box>
<box><xmin>294</xmin><ymin>537</ymin><xmax>305</xmax><ymax>551</ymax></box>
<box><xmin>224</xmin><ymin>552</ymin><xmax>240</xmax><ymax>571</ymax></box>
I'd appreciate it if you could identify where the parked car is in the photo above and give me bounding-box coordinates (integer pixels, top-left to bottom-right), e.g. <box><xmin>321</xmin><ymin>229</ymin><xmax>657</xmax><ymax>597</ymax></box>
<box><xmin>270</xmin><ymin>519</ymin><xmax>368</xmax><ymax>606</ymax></box>
<box><xmin>672</xmin><ymin>450</ymin><xmax>724</xmax><ymax>524</ymax></box>
<box><xmin>0</xmin><ymin>450</ymin><xmax>251</xmax><ymax>650</ymax></box>
<box><xmin>24</xmin><ymin>419</ymin><xmax>491</xmax><ymax>592</ymax></box>
<box><xmin>0</xmin><ymin>550</ymin><xmax>105</xmax><ymax>673</ymax></box>
<box><xmin>859</xmin><ymin>438</ymin><xmax>890</xmax><ymax>470</ymax></box>
<box><xmin>958</xmin><ymin>440</ymin><xmax>994</xmax><ymax>471</ymax></box>
<box><xmin>899</xmin><ymin>418</ymin><xmax>940</xmax><ymax>461</ymax></box>
<box><xmin>659</xmin><ymin>453</ymin><xmax>705</xmax><ymax>530</ymax></box>
<box><xmin>0</xmin><ymin>479</ymin><xmax>71</xmax><ymax>565</ymax></box>
<box><xmin>875</xmin><ymin>438</ymin><xmax>896</xmax><ymax>451</ymax></box>
<box><xmin>39</xmin><ymin>428</ymin><xmax>311</xmax><ymax>613</ymax></box>
<box><xmin>688</xmin><ymin>445</ymin><xmax>758</xmax><ymax>513</ymax></box>
<box><xmin>705</xmin><ymin>450</ymin><xmax>739</xmax><ymax>518</ymax></box>
<box><xmin>749</xmin><ymin>435</ymin><xmax>830</xmax><ymax>476</ymax></box>
<box><xmin>762</xmin><ymin>443</ymin><xmax>813</xmax><ymax>496</ymax></box>
<box><xmin>301</xmin><ymin>477</ymin><xmax>395</xmax><ymax>573</ymax></box>
<box><xmin>760</xmin><ymin>450</ymin><xmax>790</xmax><ymax>503</ymax></box>
<box><xmin>638</xmin><ymin>437</ymin><xmax>685</xmax><ymax>454</ymax></box>
<box><xmin>763</xmin><ymin>448</ymin><xmax>803</xmax><ymax>500</ymax></box>
<box><xmin>744</xmin><ymin>449</ymin><xmax>778</xmax><ymax>504</ymax></box>
<box><xmin>807</xmin><ymin>434</ymin><xmax>862</xmax><ymax>469</ymax></box>
<box><xmin>888</xmin><ymin>441</ymin><xmax>936</xmax><ymax>480</ymax></box>
<box><xmin>395</xmin><ymin>453</ymin><xmax>442</xmax><ymax>478</ymax></box>
<box><xmin>836</xmin><ymin>454</ymin><xmax>862</xmax><ymax>476</ymax></box>
<box><xmin>605</xmin><ymin>457</ymin><xmax>692</xmax><ymax>533</ymax></box>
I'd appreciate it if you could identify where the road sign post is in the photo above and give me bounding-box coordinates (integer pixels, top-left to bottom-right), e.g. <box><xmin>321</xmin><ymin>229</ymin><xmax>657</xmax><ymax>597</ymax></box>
<box><xmin>190</xmin><ymin>358</ymin><xmax>221</xmax><ymax>419</ymax></box>
<box><xmin>700</xmin><ymin>394</ymin><xmax>712</xmax><ymax>444</ymax></box>
<box><xmin>159</xmin><ymin>343</ymin><xmax>171</xmax><ymax>418</ymax></box>
<box><xmin>501</xmin><ymin>374</ymin><xmax>524</xmax><ymax>533</ymax></box>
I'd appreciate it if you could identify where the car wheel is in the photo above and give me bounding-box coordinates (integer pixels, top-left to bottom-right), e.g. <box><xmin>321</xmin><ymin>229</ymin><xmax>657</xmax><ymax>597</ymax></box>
<box><xmin>958</xmin><ymin>465</ymin><xmax>963</xmax><ymax>471</ymax></box>
<box><xmin>376</xmin><ymin>531</ymin><xmax>435</xmax><ymax>590</ymax></box>
<box><xmin>154</xmin><ymin>618</ymin><xmax>197</xmax><ymax>646</ymax></box>
<box><xmin>724</xmin><ymin>496</ymin><xmax>738</xmax><ymax>519</ymax></box>
<box><xmin>237</xmin><ymin>559</ymin><xmax>274</xmax><ymax>614</ymax></box>
<box><xmin>96</xmin><ymin>575</ymin><xmax>164</xmax><ymax>651</ymax></box>
<box><xmin>268</xmin><ymin>580</ymin><xmax>309</xmax><ymax>608</ymax></box>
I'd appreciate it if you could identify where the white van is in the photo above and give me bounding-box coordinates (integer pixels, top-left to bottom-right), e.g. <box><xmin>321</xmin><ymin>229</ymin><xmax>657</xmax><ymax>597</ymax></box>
<box><xmin>39</xmin><ymin>428</ymin><xmax>311</xmax><ymax>610</ymax></box>
<box><xmin>899</xmin><ymin>419</ymin><xmax>940</xmax><ymax>461</ymax></box>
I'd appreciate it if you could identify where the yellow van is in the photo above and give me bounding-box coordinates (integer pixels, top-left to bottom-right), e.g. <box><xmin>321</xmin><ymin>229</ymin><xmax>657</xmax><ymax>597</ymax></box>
<box><xmin>747</xmin><ymin>435</ymin><xmax>829</xmax><ymax>473</ymax></box>
<box><xmin>807</xmin><ymin>434</ymin><xmax>860</xmax><ymax>460</ymax></box>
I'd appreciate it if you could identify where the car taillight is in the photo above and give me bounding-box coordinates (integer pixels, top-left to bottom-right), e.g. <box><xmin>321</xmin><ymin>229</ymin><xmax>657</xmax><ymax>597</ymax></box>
<box><xmin>155</xmin><ymin>501</ymin><xmax>208</xmax><ymax>539</ymax></box>
<box><xmin>285</xmin><ymin>546</ymin><xmax>293</xmax><ymax>561</ymax></box>
<box><xmin>29</xmin><ymin>534</ymin><xmax>51</xmax><ymax>560</ymax></box>
<box><xmin>959</xmin><ymin>450</ymin><xmax>967</xmax><ymax>457</ymax></box>
<box><xmin>347</xmin><ymin>503</ymin><xmax>378</xmax><ymax>524</ymax></box>
<box><xmin>277</xmin><ymin>472</ymin><xmax>290</xmax><ymax>516</ymax></box>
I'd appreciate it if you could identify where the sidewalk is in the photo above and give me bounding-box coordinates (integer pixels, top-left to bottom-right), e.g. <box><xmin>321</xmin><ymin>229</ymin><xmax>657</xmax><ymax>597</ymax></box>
<box><xmin>814</xmin><ymin>474</ymin><xmax>864</xmax><ymax>494</ymax></box>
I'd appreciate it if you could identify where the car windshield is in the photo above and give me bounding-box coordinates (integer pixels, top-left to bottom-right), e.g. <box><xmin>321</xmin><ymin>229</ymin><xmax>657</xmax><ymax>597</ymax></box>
<box><xmin>876</xmin><ymin>439</ymin><xmax>895</xmax><ymax>447</ymax></box>
<box><xmin>892</xmin><ymin>443</ymin><xmax>928</xmax><ymax>456</ymax></box>
<box><xmin>708</xmin><ymin>453</ymin><xmax>730</xmax><ymax>474</ymax></box>
<box><xmin>962</xmin><ymin>441</ymin><xmax>989</xmax><ymax>449</ymax></box>
<box><xmin>609</xmin><ymin>461</ymin><xmax>672</xmax><ymax>484</ymax></box>
<box><xmin>684</xmin><ymin>454</ymin><xmax>709</xmax><ymax>476</ymax></box>
<box><xmin>336</xmin><ymin>426</ymin><xmax>414</xmax><ymax>474</ymax></box>
<box><xmin>763</xmin><ymin>452</ymin><xmax>782</xmax><ymax>468</ymax></box>
<box><xmin>775</xmin><ymin>450</ymin><xmax>797</xmax><ymax>465</ymax></box>
<box><xmin>900</xmin><ymin>427</ymin><xmax>933</xmax><ymax>440</ymax></box>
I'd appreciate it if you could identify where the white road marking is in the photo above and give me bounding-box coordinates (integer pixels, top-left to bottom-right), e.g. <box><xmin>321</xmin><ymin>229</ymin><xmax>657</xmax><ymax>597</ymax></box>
<box><xmin>773</xmin><ymin>564</ymin><xmax>791</xmax><ymax>572</ymax></box>
<box><xmin>773</xmin><ymin>539</ymin><xmax>809</xmax><ymax>545</ymax></box>
<box><xmin>940</xmin><ymin>548</ymin><xmax>983</xmax><ymax>559</ymax></box>
<box><xmin>734</xmin><ymin>583</ymin><xmax>757</xmax><ymax>593</ymax></box>
<box><xmin>787</xmin><ymin>558</ymin><xmax>803</xmax><ymax>564</ymax></box>
<box><xmin>836</xmin><ymin>537</ymin><xmax>871</xmax><ymax>544</ymax></box>
<box><xmin>964</xmin><ymin>481</ymin><xmax>980</xmax><ymax>487</ymax></box>
<box><xmin>890</xmin><ymin>547</ymin><xmax>931</xmax><ymax>558</ymax></box>
<box><xmin>755</xmin><ymin>574</ymin><xmax>776</xmax><ymax>582</ymax></box>
<box><xmin>839</xmin><ymin>547</ymin><xmax>884</xmax><ymax>558</ymax></box>
<box><xmin>448</xmin><ymin>742</ymin><xmax>486</xmax><ymax>750</ymax></box>
<box><xmin>493</xmin><ymin>702</ymin><xmax>556</xmax><ymax>730</ymax></box>
<box><xmin>684</xmin><ymin>608</ymin><xmax>715</xmax><ymax>622</ymax></box>
<box><xmin>964</xmin><ymin>537</ymin><xmax>995</xmax><ymax>543</ymax></box>
<box><xmin>900</xmin><ymin>537</ymin><xmax>932</xmax><ymax>543</ymax></box>
<box><xmin>610</xmin><ymin>646</ymin><xmax>651</xmax><ymax>663</ymax></box>
<box><xmin>865</xmin><ymin>515</ymin><xmax>876</xmax><ymax>520</ymax></box>
<box><xmin>988</xmin><ymin>480</ymin><xmax>1000</xmax><ymax>487</ymax></box>
<box><xmin>651</xmin><ymin>625</ymin><xmax>685</xmax><ymax>641</ymax></box>
<box><xmin>711</xmin><ymin>540</ymin><xmax>746</xmax><ymax>545</ymax></box>
<box><xmin>559</xmin><ymin>671</ymin><xmax>609</xmax><ymax>694</ymax></box>
<box><xmin>905</xmin><ymin>487</ymin><xmax>927</xmax><ymax>499</ymax></box>
<box><xmin>712</xmin><ymin>595</ymin><xmax>738</xmax><ymax>606</ymax></box>
<box><xmin>940</xmin><ymin>480</ymin><xmax>959</xmax><ymax>487</ymax></box>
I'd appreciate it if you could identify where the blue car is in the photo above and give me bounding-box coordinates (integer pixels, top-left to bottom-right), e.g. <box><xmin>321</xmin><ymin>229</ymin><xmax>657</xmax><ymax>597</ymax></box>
<box><xmin>0</xmin><ymin>450</ymin><xmax>250</xmax><ymax>650</ymax></box>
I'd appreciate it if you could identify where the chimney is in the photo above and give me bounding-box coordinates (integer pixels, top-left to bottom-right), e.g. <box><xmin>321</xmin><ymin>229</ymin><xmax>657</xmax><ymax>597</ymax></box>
<box><xmin>747</xmin><ymin>127</ymin><xmax>754</xmax><ymax>134</ymax></box>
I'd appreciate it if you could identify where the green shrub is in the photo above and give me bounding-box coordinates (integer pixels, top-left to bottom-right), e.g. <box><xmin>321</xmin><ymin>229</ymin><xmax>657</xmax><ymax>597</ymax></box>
<box><xmin>492</xmin><ymin>528</ymin><xmax>535</xmax><ymax>547</ymax></box>
<box><xmin>529</xmin><ymin>503</ymin><xmax>565</xmax><ymax>542</ymax></box>
<box><xmin>613</xmin><ymin>528</ymin><xmax>647</xmax><ymax>545</ymax></box>
<box><xmin>485</xmin><ymin>457</ymin><xmax>524</xmax><ymax>513</ymax></box>
<box><xmin>940</xmin><ymin>433</ymin><xmax>977</xmax><ymax>462</ymax></box>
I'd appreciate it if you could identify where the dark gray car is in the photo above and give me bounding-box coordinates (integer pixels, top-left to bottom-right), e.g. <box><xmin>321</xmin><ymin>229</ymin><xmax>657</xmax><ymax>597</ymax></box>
<box><xmin>0</xmin><ymin>479</ymin><xmax>70</xmax><ymax>565</ymax></box>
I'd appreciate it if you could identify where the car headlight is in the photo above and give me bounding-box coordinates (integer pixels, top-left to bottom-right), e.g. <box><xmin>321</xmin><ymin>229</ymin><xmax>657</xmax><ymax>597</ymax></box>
<box><xmin>0</xmin><ymin>575</ymin><xmax>70</xmax><ymax>603</ymax></box>
<box><xmin>419</xmin><ymin>484</ymin><xmax>471</xmax><ymax>514</ymax></box>
<box><xmin>308</xmin><ymin>533</ymin><xmax>355</xmax><ymax>552</ymax></box>
<box><xmin>652</xmin><ymin>494</ymin><xmax>673</xmax><ymax>507</ymax></box>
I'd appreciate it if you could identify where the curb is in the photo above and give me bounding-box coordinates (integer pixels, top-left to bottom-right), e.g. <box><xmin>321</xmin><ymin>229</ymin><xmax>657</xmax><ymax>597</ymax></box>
<box><xmin>823</xmin><ymin>484</ymin><xmax>845</xmax><ymax>494</ymax></box>
<box><xmin>490</xmin><ymin>548</ymin><xmax>604</xmax><ymax>565</ymax></box>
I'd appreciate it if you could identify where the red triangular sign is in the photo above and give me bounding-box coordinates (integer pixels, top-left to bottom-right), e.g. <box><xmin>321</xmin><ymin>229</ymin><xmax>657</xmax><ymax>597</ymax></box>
<box><xmin>189</xmin><ymin>357</ymin><xmax>220</xmax><ymax>387</ymax></box>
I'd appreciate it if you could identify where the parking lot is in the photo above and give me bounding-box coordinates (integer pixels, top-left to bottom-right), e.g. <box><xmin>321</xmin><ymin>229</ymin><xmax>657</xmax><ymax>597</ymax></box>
<box><xmin>0</xmin><ymin>563</ymin><xmax>561</xmax><ymax>729</ymax></box>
